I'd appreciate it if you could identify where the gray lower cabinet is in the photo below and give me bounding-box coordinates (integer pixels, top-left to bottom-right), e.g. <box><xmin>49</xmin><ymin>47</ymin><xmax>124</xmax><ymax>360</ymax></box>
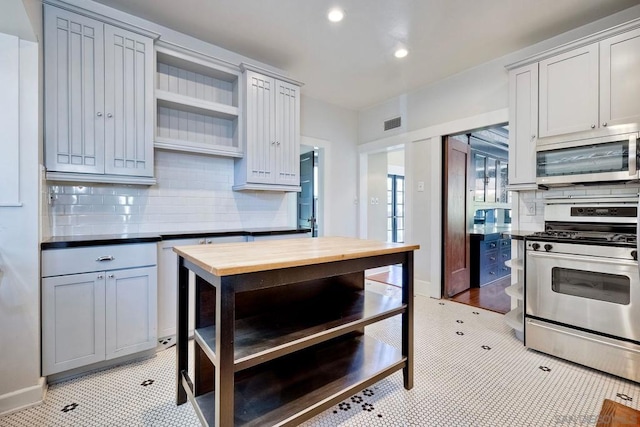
<box><xmin>157</xmin><ymin>236</ymin><xmax>246</xmax><ymax>340</ymax></box>
<box><xmin>42</xmin><ymin>244</ymin><xmax>157</xmax><ymax>376</ymax></box>
<box><xmin>471</xmin><ymin>235</ymin><xmax>511</xmax><ymax>287</ymax></box>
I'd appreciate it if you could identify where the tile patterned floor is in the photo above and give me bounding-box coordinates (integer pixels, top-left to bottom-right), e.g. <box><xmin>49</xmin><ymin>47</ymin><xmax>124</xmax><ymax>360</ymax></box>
<box><xmin>1</xmin><ymin>282</ymin><xmax>639</xmax><ymax>427</ymax></box>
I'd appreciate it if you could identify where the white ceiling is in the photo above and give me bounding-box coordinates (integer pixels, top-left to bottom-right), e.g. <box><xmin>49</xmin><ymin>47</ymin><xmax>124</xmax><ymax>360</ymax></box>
<box><xmin>93</xmin><ymin>0</ymin><xmax>640</xmax><ymax>110</ymax></box>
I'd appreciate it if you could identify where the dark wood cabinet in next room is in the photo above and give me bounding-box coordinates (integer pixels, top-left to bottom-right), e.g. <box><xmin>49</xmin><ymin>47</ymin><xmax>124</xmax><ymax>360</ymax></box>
<box><xmin>470</xmin><ymin>234</ymin><xmax>511</xmax><ymax>287</ymax></box>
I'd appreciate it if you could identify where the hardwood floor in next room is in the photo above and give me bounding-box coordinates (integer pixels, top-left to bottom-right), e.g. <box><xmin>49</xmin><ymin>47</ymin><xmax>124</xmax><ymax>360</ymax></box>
<box><xmin>366</xmin><ymin>267</ymin><xmax>511</xmax><ymax>314</ymax></box>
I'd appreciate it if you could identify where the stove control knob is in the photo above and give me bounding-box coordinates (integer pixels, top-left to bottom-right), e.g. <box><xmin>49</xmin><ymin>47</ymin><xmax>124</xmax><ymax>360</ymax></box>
<box><xmin>544</xmin><ymin>244</ymin><xmax>553</xmax><ymax>252</ymax></box>
<box><xmin>632</xmin><ymin>250</ymin><xmax>638</xmax><ymax>261</ymax></box>
<box><xmin>531</xmin><ymin>243</ymin><xmax>540</xmax><ymax>251</ymax></box>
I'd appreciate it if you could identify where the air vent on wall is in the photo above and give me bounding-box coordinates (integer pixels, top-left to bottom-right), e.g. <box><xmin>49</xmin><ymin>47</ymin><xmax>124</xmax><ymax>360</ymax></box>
<box><xmin>384</xmin><ymin>116</ymin><xmax>402</xmax><ymax>131</ymax></box>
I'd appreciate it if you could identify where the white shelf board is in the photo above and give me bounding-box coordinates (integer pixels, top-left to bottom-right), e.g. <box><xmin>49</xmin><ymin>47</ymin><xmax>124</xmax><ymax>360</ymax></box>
<box><xmin>504</xmin><ymin>306</ymin><xmax>524</xmax><ymax>332</ymax></box>
<box><xmin>156</xmin><ymin>90</ymin><xmax>239</xmax><ymax>120</ymax></box>
<box><xmin>155</xmin><ymin>136</ymin><xmax>243</xmax><ymax>158</ymax></box>
<box><xmin>505</xmin><ymin>258</ymin><xmax>523</xmax><ymax>271</ymax></box>
<box><xmin>504</xmin><ymin>282</ymin><xmax>523</xmax><ymax>300</ymax></box>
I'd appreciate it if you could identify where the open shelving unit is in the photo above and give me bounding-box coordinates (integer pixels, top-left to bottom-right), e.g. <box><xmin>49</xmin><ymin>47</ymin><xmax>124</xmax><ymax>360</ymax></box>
<box><xmin>155</xmin><ymin>43</ymin><xmax>243</xmax><ymax>157</ymax></box>
<box><xmin>505</xmin><ymin>241</ymin><xmax>525</xmax><ymax>341</ymax></box>
<box><xmin>173</xmin><ymin>237</ymin><xmax>417</xmax><ymax>427</ymax></box>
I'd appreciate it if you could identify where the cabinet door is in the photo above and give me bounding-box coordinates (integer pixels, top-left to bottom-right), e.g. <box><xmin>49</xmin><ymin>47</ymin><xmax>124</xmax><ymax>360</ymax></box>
<box><xmin>42</xmin><ymin>272</ymin><xmax>106</xmax><ymax>375</ymax></box>
<box><xmin>508</xmin><ymin>64</ymin><xmax>538</xmax><ymax>187</ymax></box>
<box><xmin>44</xmin><ymin>5</ymin><xmax>105</xmax><ymax>174</ymax></box>
<box><xmin>245</xmin><ymin>70</ymin><xmax>276</xmax><ymax>184</ymax></box>
<box><xmin>600</xmin><ymin>28</ymin><xmax>640</xmax><ymax>128</ymax></box>
<box><xmin>485</xmin><ymin>157</ymin><xmax>497</xmax><ymax>203</ymax></box>
<box><xmin>539</xmin><ymin>44</ymin><xmax>599</xmax><ymax>137</ymax></box>
<box><xmin>104</xmin><ymin>26</ymin><xmax>154</xmax><ymax>177</ymax></box>
<box><xmin>274</xmin><ymin>80</ymin><xmax>300</xmax><ymax>186</ymax></box>
<box><xmin>105</xmin><ymin>266</ymin><xmax>157</xmax><ymax>359</ymax></box>
<box><xmin>473</xmin><ymin>152</ymin><xmax>486</xmax><ymax>202</ymax></box>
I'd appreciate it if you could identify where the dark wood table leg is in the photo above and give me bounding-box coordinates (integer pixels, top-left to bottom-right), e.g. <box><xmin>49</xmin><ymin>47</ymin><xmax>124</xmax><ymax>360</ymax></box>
<box><xmin>402</xmin><ymin>251</ymin><xmax>414</xmax><ymax>390</ymax></box>
<box><xmin>215</xmin><ymin>277</ymin><xmax>235</xmax><ymax>426</ymax></box>
<box><xmin>176</xmin><ymin>256</ymin><xmax>189</xmax><ymax>405</ymax></box>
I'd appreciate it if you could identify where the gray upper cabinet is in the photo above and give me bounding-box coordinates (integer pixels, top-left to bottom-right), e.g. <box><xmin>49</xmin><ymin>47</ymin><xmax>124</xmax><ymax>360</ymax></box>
<box><xmin>234</xmin><ymin>66</ymin><xmax>301</xmax><ymax>191</ymax></box>
<box><xmin>600</xmin><ymin>27</ymin><xmax>640</xmax><ymax>128</ymax></box>
<box><xmin>539</xmin><ymin>27</ymin><xmax>640</xmax><ymax>139</ymax></box>
<box><xmin>507</xmin><ymin>63</ymin><xmax>538</xmax><ymax>189</ymax></box>
<box><xmin>539</xmin><ymin>44</ymin><xmax>599</xmax><ymax>138</ymax></box>
<box><xmin>44</xmin><ymin>5</ymin><xmax>155</xmax><ymax>185</ymax></box>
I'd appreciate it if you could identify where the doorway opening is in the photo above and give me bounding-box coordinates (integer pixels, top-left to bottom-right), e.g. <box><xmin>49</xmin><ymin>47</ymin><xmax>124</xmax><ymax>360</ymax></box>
<box><xmin>298</xmin><ymin>146</ymin><xmax>319</xmax><ymax>236</ymax></box>
<box><xmin>441</xmin><ymin>125</ymin><xmax>512</xmax><ymax>314</ymax></box>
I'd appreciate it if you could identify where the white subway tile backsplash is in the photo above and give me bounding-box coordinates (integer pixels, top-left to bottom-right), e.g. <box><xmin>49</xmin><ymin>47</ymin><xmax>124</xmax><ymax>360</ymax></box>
<box><xmin>48</xmin><ymin>151</ymin><xmax>292</xmax><ymax>236</ymax></box>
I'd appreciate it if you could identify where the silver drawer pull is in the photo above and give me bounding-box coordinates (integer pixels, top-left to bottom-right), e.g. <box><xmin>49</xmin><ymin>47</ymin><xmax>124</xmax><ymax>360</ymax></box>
<box><xmin>96</xmin><ymin>255</ymin><xmax>115</xmax><ymax>262</ymax></box>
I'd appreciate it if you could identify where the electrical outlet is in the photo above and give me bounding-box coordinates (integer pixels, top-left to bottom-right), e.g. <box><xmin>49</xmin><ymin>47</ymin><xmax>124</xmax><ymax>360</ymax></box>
<box><xmin>417</xmin><ymin>181</ymin><xmax>425</xmax><ymax>192</ymax></box>
<box><xmin>525</xmin><ymin>202</ymin><xmax>536</xmax><ymax>216</ymax></box>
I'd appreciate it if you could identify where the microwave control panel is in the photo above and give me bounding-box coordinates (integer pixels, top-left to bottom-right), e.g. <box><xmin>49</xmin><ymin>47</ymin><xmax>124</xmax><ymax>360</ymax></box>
<box><xmin>570</xmin><ymin>206</ymin><xmax>637</xmax><ymax>217</ymax></box>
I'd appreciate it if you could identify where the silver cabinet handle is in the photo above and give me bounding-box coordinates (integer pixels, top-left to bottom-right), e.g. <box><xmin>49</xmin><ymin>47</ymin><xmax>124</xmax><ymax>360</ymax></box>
<box><xmin>206</xmin><ymin>239</ymin><xmax>212</xmax><ymax>244</ymax></box>
<box><xmin>96</xmin><ymin>255</ymin><xmax>115</xmax><ymax>262</ymax></box>
<box><xmin>591</xmin><ymin>124</ymin><xmax>596</xmax><ymax>129</ymax></box>
<box><xmin>602</xmin><ymin>122</ymin><xmax>608</xmax><ymax>127</ymax></box>
<box><xmin>531</xmin><ymin>134</ymin><xmax>536</xmax><ymax>141</ymax></box>
<box><xmin>107</xmin><ymin>113</ymin><xmax>113</xmax><ymax>118</ymax></box>
<box><xmin>108</xmin><ymin>274</ymin><xmax>114</xmax><ymax>278</ymax></box>
<box><xmin>198</xmin><ymin>239</ymin><xmax>205</xmax><ymax>244</ymax></box>
<box><xmin>97</xmin><ymin>274</ymin><xmax>104</xmax><ymax>279</ymax></box>
<box><xmin>97</xmin><ymin>112</ymin><xmax>103</xmax><ymax>117</ymax></box>
<box><xmin>276</xmin><ymin>141</ymin><xmax>281</xmax><ymax>145</ymax></box>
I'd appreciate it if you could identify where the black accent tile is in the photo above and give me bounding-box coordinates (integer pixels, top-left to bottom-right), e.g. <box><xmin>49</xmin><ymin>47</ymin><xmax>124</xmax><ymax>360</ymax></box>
<box><xmin>61</xmin><ymin>403</ymin><xmax>78</xmax><ymax>413</ymax></box>
<box><xmin>338</xmin><ymin>402</ymin><xmax>351</xmax><ymax>411</ymax></box>
<box><xmin>616</xmin><ymin>393</ymin><xmax>633</xmax><ymax>401</ymax></box>
<box><xmin>456</xmin><ymin>320</ymin><xmax>464</xmax><ymax>323</ymax></box>
<box><xmin>351</xmin><ymin>395</ymin><xmax>363</xmax><ymax>403</ymax></box>
<box><xmin>362</xmin><ymin>403</ymin><xmax>375</xmax><ymax>412</ymax></box>
<box><xmin>363</xmin><ymin>389</ymin><xmax>374</xmax><ymax>397</ymax></box>
<box><xmin>539</xmin><ymin>366</ymin><xmax>551</xmax><ymax>372</ymax></box>
<box><xmin>482</xmin><ymin>345</ymin><xmax>492</xmax><ymax>350</ymax></box>
<box><xmin>141</xmin><ymin>379</ymin><xmax>155</xmax><ymax>387</ymax></box>
<box><xmin>456</xmin><ymin>331</ymin><xmax>465</xmax><ymax>336</ymax></box>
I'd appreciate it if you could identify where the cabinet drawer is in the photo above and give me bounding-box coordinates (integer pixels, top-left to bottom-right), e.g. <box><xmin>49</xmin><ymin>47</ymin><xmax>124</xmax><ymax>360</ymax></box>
<box><xmin>480</xmin><ymin>266</ymin><xmax>501</xmax><ymax>284</ymax></box>
<box><xmin>43</xmin><ymin>243</ymin><xmax>157</xmax><ymax>277</ymax></box>
<box><xmin>482</xmin><ymin>240</ymin><xmax>499</xmax><ymax>251</ymax></box>
<box><xmin>480</xmin><ymin>248</ymin><xmax>499</xmax><ymax>267</ymax></box>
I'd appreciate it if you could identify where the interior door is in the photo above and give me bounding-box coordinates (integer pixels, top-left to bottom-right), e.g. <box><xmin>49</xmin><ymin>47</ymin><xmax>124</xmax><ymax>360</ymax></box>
<box><xmin>298</xmin><ymin>151</ymin><xmax>316</xmax><ymax>235</ymax></box>
<box><xmin>444</xmin><ymin>136</ymin><xmax>472</xmax><ymax>297</ymax></box>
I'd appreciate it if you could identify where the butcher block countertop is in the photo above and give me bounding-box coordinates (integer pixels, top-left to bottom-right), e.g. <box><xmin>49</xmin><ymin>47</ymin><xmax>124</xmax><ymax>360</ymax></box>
<box><xmin>173</xmin><ymin>236</ymin><xmax>420</xmax><ymax>276</ymax></box>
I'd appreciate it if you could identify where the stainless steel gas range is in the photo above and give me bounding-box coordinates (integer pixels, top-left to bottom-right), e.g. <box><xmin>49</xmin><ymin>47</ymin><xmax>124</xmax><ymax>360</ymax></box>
<box><xmin>524</xmin><ymin>195</ymin><xmax>640</xmax><ymax>383</ymax></box>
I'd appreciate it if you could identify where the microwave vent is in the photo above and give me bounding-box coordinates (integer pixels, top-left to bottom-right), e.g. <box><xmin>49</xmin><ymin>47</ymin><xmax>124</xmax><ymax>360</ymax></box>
<box><xmin>384</xmin><ymin>116</ymin><xmax>402</xmax><ymax>131</ymax></box>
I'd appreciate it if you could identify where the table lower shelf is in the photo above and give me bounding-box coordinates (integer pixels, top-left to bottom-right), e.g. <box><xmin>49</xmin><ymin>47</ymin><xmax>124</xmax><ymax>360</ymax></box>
<box><xmin>194</xmin><ymin>289</ymin><xmax>405</xmax><ymax>371</ymax></box>
<box><xmin>183</xmin><ymin>334</ymin><xmax>405</xmax><ymax>427</ymax></box>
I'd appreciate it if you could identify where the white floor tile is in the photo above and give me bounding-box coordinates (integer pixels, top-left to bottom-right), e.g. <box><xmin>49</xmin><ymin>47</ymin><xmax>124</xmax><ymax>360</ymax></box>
<box><xmin>1</xmin><ymin>294</ymin><xmax>638</xmax><ymax>426</ymax></box>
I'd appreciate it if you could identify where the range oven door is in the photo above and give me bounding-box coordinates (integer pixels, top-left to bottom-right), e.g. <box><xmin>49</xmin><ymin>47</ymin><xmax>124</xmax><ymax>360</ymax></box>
<box><xmin>526</xmin><ymin>248</ymin><xmax>639</xmax><ymax>342</ymax></box>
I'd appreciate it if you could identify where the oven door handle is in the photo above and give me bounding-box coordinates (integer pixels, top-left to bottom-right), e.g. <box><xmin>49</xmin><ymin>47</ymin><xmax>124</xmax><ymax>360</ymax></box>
<box><xmin>527</xmin><ymin>250</ymin><xmax>636</xmax><ymax>267</ymax></box>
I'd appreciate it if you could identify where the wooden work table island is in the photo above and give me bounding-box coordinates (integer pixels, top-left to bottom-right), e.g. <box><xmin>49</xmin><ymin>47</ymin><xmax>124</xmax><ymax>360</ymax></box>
<box><xmin>174</xmin><ymin>236</ymin><xmax>419</xmax><ymax>426</ymax></box>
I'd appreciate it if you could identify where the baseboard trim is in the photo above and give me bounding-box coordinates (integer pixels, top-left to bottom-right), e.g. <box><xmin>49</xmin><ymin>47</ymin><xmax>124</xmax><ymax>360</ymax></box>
<box><xmin>0</xmin><ymin>377</ymin><xmax>46</xmax><ymax>417</ymax></box>
<box><xmin>414</xmin><ymin>279</ymin><xmax>431</xmax><ymax>297</ymax></box>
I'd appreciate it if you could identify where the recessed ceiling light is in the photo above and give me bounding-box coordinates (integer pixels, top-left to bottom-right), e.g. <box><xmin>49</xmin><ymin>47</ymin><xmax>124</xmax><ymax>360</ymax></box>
<box><xmin>327</xmin><ymin>8</ymin><xmax>344</xmax><ymax>23</ymax></box>
<box><xmin>394</xmin><ymin>48</ymin><xmax>408</xmax><ymax>59</ymax></box>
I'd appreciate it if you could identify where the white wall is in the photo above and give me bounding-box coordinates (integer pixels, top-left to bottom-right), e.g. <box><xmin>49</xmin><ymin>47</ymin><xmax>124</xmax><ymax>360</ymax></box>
<box><xmin>0</xmin><ymin>36</ymin><xmax>43</xmax><ymax>415</ymax></box>
<box><xmin>366</xmin><ymin>152</ymin><xmax>388</xmax><ymax>242</ymax></box>
<box><xmin>300</xmin><ymin>96</ymin><xmax>359</xmax><ymax>237</ymax></box>
<box><xmin>357</xmin><ymin>4</ymin><xmax>640</xmax><ymax>298</ymax></box>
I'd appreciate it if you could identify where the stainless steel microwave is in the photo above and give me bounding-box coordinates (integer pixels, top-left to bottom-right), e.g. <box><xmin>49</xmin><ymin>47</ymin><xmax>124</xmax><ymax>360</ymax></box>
<box><xmin>536</xmin><ymin>126</ymin><xmax>640</xmax><ymax>186</ymax></box>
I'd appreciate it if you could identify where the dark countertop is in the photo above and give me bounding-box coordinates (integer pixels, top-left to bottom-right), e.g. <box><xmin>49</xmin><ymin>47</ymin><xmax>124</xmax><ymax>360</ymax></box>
<box><xmin>41</xmin><ymin>227</ymin><xmax>312</xmax><ymax>249</ymax></box>
<box><xmin>501</xmin><ymin>229</ymin><xmax>539</xmax><ymax>240</ymax></box>
<box><xmin>469</xmin><ymin>225</ymin><xmax>512</xmax><ymax>240</ymax></box>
